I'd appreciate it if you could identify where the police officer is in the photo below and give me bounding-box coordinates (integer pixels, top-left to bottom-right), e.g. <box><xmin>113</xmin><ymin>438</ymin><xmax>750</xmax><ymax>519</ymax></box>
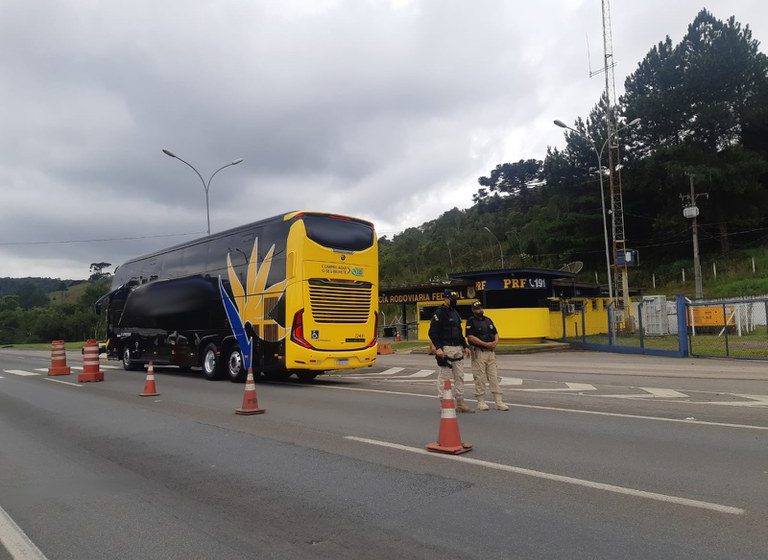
<box><xmin>465</xmin><ymin>301</ymin><xmax>509</xmax><ymax>411</ymax></box>
<box><xmin>428</xmin><ymin>289</ymin><xmax>473</xmax><ymax>413</ymax></box>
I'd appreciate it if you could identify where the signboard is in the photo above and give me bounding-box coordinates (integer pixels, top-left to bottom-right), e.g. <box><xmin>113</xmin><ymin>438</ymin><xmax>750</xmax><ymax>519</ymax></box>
<box><xmin>474</xmin><ymin>277</ymin><xmax>548</xmax><ymax>291</ymax></box>
<box><xmin>616</xmin><ymin>250</ymin><xmax>639</xmax><ymax>267</ymax></box>
<box><xmin>378</xmin><ymin>288</ymin><xmax>470</xmax><ymax>305</ymax></box>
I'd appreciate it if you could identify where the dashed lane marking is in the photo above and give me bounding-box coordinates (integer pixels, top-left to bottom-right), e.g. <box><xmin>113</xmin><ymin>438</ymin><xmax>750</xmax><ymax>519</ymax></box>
<box><xmin>43</xmin><ymin>378</ymin><xmax>83</xmax><ymax>388</ymax></box>
<box><xmin>639</xmin><ymin>387</ymin><xmax>689</xmax><ymax>398</ymax></box>
<box><xmin>344</xmin><ymin>436</ymin><xmax>745</xmax><ymax>515</ymax></box>
<box><xmin>373</xmin><ymin>367</ymin><xmax>405</xmax><ymax>376</ymax></box>
<box><xmin>409</xmin><ymin>369</ymin><xmax>434</xmax><ymax>378</ymax></box>
<box><xmin>3</xmin><ymin>370</ymin><xmax>39</xmax><ymax>377</ymax></box>
<box><xmin>516</xmin><ymin>382</ymin><xmax>597</xmax><ymax>393</ymax></box>
<box><xmin>0</xmin><ymin>502</ymin><xmax>48</xmax><ymax>559</ymax></box>
<box><xmin>316</xmin><ymin>385</ymin><xmax>768</xmax><ymax>431</ymax></box>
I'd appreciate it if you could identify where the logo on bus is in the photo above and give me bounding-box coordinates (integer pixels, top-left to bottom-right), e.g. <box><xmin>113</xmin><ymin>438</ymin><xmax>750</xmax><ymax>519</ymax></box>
<box><xmin>350</xmin><ymin>267</ymin><xmax>363</xmax><ymax>277</ymax></box>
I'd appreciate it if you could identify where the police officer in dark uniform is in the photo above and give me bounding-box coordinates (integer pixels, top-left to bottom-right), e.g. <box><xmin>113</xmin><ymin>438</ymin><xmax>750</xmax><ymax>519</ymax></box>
<box><xmin>428</xmin><ymin>289</ymin><xmax>473</xmax><ymax>413</ymax></box>
<box><xmin>465</xmin><ymin>301</ymin><xmax>509</xmax><ymax>411</ymax></box>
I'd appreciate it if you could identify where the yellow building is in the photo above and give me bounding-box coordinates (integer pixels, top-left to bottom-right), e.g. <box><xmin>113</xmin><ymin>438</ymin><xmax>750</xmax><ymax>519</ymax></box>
<box><xmin>383</xmin><ymin>268</ymin><xmax>609</xmax><ymax>344</ymax></box>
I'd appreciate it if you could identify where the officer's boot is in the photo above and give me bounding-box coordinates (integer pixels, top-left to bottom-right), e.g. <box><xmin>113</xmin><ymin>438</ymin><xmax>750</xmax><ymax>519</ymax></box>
<box><xmin>476</xmin><ymin>398</ymin><xmax>490</xmax><ymax>411</ymax></box>
<box><xmin>494</xmin><ymin>395</ymin><xmax>509</xmax><ymax>411</ymax></box>
<box><xmin>455</xmin><ymin>398</ymin><xmax>475</xmax><ymax>413</ymax></box>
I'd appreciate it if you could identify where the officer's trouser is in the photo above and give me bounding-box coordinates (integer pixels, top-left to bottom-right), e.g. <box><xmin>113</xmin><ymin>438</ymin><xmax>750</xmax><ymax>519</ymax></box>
<box><xmin>437</xmin><ymin>345</ymin><xmax>465</xmax><ymax>400</ymax></box>
<box><xmin>471</xmin><ymin>349</ymin><xmax>502</xmax><ymax>400</ymax></box>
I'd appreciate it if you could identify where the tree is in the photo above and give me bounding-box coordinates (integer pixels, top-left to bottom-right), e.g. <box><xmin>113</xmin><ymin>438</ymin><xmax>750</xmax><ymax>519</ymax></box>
<box><xmin>89</xmin><ymin>262</ymin><xmax>112</xmax><ymax>281</ymax></box>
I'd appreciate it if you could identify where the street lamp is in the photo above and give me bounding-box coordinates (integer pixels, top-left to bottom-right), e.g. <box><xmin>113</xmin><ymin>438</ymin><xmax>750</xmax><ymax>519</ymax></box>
<box><xmin>162</xmin><ymin>149</ymin><xmax>244</xmax><ymax>235</ymax></box>
<box><xmin>483</xmin><ymin>226</ymin><xmax>504</xmax><ymax>269</ymax></box>
<box><xmin>552</xmin><ymin>117</ymin><xmax>640</xmax><ymax>301</ymax></box>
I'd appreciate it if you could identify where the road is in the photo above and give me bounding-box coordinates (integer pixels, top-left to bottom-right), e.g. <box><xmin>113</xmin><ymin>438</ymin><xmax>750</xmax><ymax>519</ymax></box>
<box><xmin>0</xmin><ymin>348</ymin><xmax>766</xmax><ymax>559</ymax></box>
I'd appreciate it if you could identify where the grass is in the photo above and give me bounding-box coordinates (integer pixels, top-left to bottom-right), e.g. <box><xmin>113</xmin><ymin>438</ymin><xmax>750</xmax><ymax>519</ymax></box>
<box><xmin>2</xmin><ymin>341</ymin><xmax>90</xmax><ymax>350</ymax></box>
<box><xmin>569</xmin><ymin>331</ymin><xmax>768</xmax><ymax>359</ymax></box>
<box><xmin>47</xmin><ymin>282</ymin><xmax>89</xmax><ymax>305</ymax></box>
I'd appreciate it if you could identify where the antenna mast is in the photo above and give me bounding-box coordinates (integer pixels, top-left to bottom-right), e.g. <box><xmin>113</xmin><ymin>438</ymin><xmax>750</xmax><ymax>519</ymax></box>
<box><xmin>592</xmin><ymin>0</ymin><xmax>632</xmax><ymax>328</ymax></box>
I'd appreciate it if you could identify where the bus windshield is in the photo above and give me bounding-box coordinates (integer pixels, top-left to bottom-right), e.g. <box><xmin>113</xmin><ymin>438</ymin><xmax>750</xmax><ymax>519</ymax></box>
<box><xmin>303</xmin><ymin>215</ymin><xmax>374</xmax><ymax>251</ymax></box>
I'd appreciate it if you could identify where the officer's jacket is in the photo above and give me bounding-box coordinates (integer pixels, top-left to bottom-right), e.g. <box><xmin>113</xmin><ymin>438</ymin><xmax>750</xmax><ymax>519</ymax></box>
<box><xmin>465</xmin><ymin>315</ymin><xmax>498</xmax><ymax>347</ymax></box>
<box><xmin>428</xmin><ymin>305</ymin><xmax>468</xmax><ymax>349</ymax></box>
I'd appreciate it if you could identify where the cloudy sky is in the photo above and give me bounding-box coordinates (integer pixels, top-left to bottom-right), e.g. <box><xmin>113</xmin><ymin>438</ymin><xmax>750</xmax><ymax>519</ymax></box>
<box><xmin>1</xmin><ymin>0</ymin><xmax>767</xmax><ymax>279</ymax></box>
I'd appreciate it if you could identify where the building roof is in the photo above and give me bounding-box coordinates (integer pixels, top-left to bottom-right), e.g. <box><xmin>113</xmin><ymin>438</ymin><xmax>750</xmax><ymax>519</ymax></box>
<box><xmin>449</xmin><ymin>268</ymin><xmax>576</xmax><ymax>280</ymax></box>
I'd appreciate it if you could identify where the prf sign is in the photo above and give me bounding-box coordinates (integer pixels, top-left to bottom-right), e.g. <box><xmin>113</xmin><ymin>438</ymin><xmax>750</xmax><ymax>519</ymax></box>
<box><xmin>475</xmin><ymin>277</ymin><xmax>547</xmax><ymax>291</ymax></box>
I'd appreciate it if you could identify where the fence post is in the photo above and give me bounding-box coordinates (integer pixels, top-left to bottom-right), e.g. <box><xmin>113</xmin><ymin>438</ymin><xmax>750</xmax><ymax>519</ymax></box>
<box><xmin>581</xmin><ymin>305</ymin><xmax>587</xmax><ymax>344</ymax></box>
<box><xmin>561</xmin><ymin>304</ymin><xmax>567</xmax><ymax>339</ymax></box>
<box><xmin>722</xmin><ymin>303</ymin><xmax>730</xmax><ymax>357</ymax></box>
<box><xmin>638</xmin><ymin>301</ymin><xmax>645</xmax><ymax>350</ymax></box>
<box><xmin>676</xmin><ymin>295</ymin><xmax>689</xmax><ymax>357</ymax></box>
<box><xmin>765</xmin><ymin>301</ymin><xmax>768</xmax><ymax>339</ymax></box>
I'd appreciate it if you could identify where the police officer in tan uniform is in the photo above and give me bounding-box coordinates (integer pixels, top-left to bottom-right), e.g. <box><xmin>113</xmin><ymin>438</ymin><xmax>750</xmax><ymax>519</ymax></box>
<box><xmin>465</xmin><ymin>301</ymin><xmax>509</xmax><ymax>411</ymax></box>
<box><xmin>428</xmin><ymin>289</ymin><xmax>473</xmax><ymax>413</ymax></box>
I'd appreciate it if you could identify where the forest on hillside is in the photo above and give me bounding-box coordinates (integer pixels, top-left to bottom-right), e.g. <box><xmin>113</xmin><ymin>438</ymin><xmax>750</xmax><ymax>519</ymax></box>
<box><xmin>379</xmin><ymin>9</ymin><xmax>768</xmax><ymax>292</ymax></box>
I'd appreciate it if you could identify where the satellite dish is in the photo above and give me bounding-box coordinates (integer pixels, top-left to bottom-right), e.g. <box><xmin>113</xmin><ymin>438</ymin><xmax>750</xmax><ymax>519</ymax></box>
<box><xmin>560</xmin><ymin>261</ymin><xmax>584</xmax><ymax>274</ymax></box>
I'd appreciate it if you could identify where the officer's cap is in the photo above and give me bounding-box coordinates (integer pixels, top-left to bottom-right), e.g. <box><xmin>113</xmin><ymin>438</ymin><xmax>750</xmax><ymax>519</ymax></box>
<box><xmin>443</xmin><ymin>289</ymin><xmax>457</xmax><ymax>299</ymax></box>
<box><xmin>472</xmin><ymin>301</ymin><xmax>483</xmax><ymax>309</ymax></box>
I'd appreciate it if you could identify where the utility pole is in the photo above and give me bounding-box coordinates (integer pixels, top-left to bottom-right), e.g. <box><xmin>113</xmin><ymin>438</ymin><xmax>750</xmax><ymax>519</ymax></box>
<box><xmin>681</xmin><ymin>174</ymin><xmax>708</xmax><ymax>299</ymax></box>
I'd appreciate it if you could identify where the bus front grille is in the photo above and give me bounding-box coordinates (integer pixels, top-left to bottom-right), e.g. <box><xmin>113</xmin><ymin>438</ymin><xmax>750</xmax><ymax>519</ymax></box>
<box><xmin>309</xmin><ymin>279</ymin><xmax>372</xmax><ymax>324</ymax></box>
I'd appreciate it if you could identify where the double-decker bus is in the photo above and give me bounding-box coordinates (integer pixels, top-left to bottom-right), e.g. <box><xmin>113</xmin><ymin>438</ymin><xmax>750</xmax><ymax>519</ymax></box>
<box><xmin>100</xmin><ymin>211</ymin><xmax>378</xmax><ymax>381</ymax></box>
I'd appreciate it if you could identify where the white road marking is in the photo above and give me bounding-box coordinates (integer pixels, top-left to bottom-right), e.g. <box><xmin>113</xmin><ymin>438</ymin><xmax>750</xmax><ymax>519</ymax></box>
<box><xmin>736</xmin><ymin>394</ymin><xmax>768</xmax><ymax>405</ymax></box>
<box><xmin>640</xmin><ymin>387</ymin><xmax>689</xmax><ymax>398</ymax></box>
<box><xmin>100</xmin><ymin>365</ymin><xmax>119</xmax><ymax>370</ymax></box>
<box><xmin>409</xmin><ymin>370</ymin><xmax>434</xmax><ymax>378</ymax></box>
<box><xmin>43</xmin><ymin>378</ymin><xmax>82</xmax><ymax>388</ymax></box>
<box><xmin>317</xmin><ymin>385</ymin><xmax>768</xmax><ymax>431</ymax></box>
<box><xmin>500</xmin><ymin>377</ymin><xmax>523</xmax><ymax>386</ymax></box>
<box><xmin>3</xmin><ymin>370</ymin><xmax>39</xmax><ymax>377</ymax></box>
<box><xmin>0</xmin><ymin>502</ymin><xmax>48</xmax><ymax>560</ymax></box>
<box><xmin>373</xmin><ymin>367</ymin><xmax>405</xmax><ymax>376</ymax></box>
<box><xmin>516</xmin><ymin>383</ymin><xmax>596</xmax><ymax>393</ymax></box>
<box><xmin>344</xmin><ymin>436</ymin><xmax>745</xmax><ymax>516</ymax></box>
<box><xmin>34</xmin><ymin>368</ymin><xmax>48</xmax><ymax>372</ymax></box>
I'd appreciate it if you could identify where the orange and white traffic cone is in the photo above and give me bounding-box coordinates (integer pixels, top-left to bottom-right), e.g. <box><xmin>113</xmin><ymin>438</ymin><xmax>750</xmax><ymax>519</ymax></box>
<box><xmin>78</xmin><ymin>339</ymin><xmax>104</xmax><ymax>383</ymax></box>
<box><xmin>235</xmin><ymin>367</ymin><xmax>265</xmax><ymax>415</ymax></box>
<box><xmin>139</xmin><ymin>361</ymin><xmax>160</xmax><ymax>397</ymax></box>
<box><xmin>47</xmin><ymin>340</ymin><xmax>71</xmax><ymax>376</ymax></box>
<box><xmin>426</xmin><ymin>379</ymin><xmax>472</xmax><ymax>455</ymax></box>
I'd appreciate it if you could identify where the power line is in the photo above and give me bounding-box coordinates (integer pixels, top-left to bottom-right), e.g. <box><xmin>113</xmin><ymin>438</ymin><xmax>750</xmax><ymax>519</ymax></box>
<box><xmin>0</xmin><ymin>231</ymin><xmax>207</xmax><ymax>247</ymax></box>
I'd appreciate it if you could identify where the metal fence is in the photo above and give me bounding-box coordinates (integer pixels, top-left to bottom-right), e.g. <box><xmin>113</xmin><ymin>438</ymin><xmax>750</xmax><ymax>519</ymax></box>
<box><xmin>687</xmin><ymin>297</ymin><xmax>768</xmax><ymax>360</ymax></box>
<box><xmin>561</xmin><ymin>296</ymin><xmax>686</xmax><ymax>357</ymax></box>
<box><xmin>560</xmin><ymin>294</ymin><xmax>768</xmax><ymax>360</ymax></box>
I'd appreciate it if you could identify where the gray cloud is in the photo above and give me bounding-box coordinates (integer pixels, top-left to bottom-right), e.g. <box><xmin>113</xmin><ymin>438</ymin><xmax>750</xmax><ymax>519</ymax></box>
<box><xmin>1</xmin><ymin>0</ymin><xmax>767</xmax><ymax>278</ymax></box>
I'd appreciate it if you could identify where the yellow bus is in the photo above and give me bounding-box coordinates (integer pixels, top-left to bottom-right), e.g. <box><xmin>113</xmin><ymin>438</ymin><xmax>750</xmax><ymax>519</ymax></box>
<box><xmin>103</xmin><ymin>211</ymin><xmax>378</xmax><ymax>382</ymax></box>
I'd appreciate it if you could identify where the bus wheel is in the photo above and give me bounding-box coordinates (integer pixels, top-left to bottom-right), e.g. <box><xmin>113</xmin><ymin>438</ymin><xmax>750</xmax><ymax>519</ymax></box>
<box><xmin>225</xmin><ymin>346</ymin><xmax>246</xmax><ymax>383</ymax></box>
<box><xmin>122</xmin><ymin>348</ymin><xmax>142</xmax><ymax>371</ymax></box>
<box><xmin>201</xmin><ymin>344</ymin><xmax>223</xmax><ymax>380</ymax></box>
<box><xmin>296</xmin><ymin>372</ymin><xmax>319</xmax><ymax>382</ymax></box>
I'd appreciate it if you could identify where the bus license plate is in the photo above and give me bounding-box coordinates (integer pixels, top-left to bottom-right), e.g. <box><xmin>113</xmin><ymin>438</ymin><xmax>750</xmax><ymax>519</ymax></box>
<box><xmin>337</xmin><ymin>358</ymin><xmax>349</xmax><ymax>366</ymax></box>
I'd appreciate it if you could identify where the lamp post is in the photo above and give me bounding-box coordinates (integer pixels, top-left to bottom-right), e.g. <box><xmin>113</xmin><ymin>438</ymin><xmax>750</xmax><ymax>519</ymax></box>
<box><xmin>162</xmin><ymin>149</ymin><xmax>244</xmax><ymax>235</ymax></box>
<box><xmin>552</xmin><ymin>118</ymin><xmax>640</xmax><ymax>302</ymax></box>
<box><xmin>483</xmin><ymin>226</ymin><xmax>504</xmax><ymax>269</ymax></box>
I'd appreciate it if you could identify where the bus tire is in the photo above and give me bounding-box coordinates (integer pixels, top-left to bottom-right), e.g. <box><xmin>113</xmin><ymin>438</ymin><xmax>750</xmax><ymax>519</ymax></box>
<box><xmin>122</xmin><ymin>347</ymin><xmax>142</xmax><ymax>371</ymax></box>
<box><xmin>296</xmin><ymin>371</ymin><xmax>319</xmax><ymax>382</ymax></box>
<box><xmin>201</xmin><ymin>343</ymin><xmax>223</xmax><ymax>380</ymax></box>
<box><xmin>225</xmin><ymin>345</ymin><xmax>246</xmax><ymax>383</ymax></box>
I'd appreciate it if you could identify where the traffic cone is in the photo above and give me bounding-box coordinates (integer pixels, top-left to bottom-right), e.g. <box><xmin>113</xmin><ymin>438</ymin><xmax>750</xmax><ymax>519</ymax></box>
<box><xmin>235</xmin><ymin>367</ymin><xmax>265</xmax><ymax>415</ymax></box>
<box><xmin>139</xmin><ymin>361</ymin><xmax>160</xmax><ymax>397</ymax></box>
<box><xmin>47</xmin><ymin>340</ymin><xmax>71</xmax><ymax>376</ymax></box>
<box><xmin>426</xmin><ymin>379</ymin><xmax>472</xmax><ymax>455</ymax></box>
<box><xmin>78</xmin><ymin>339</ymin><xmax>104</xmax><ymax>383</ymax></box>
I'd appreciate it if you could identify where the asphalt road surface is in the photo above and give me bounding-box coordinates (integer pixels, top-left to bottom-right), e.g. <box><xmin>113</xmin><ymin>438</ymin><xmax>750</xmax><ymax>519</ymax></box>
<box><xmin>1</xmin><ymin>348</ymin><xmax>766</xmax><ymax>559</ymax></box>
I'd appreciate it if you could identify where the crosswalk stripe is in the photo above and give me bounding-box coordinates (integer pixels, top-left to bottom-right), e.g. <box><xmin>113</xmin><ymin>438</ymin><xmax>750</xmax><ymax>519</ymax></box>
<box><xmin>3</xmin><ymin>370</ymin><xmax>40</xmax><ymax>377</ymax></box>
<box><xmin>640</xmin><ymin>387</ymin><xmax>689</xmax><ymax>398</ymax></box>
<box><xmin>409</xmin><ymin>370</ymin><xmax>434</xmax><ymax>378</ymax></box>
<box><xmin>374</xmin><ymin>367</ymin><xmax>405</xmax><ymax>376</ymax></box>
